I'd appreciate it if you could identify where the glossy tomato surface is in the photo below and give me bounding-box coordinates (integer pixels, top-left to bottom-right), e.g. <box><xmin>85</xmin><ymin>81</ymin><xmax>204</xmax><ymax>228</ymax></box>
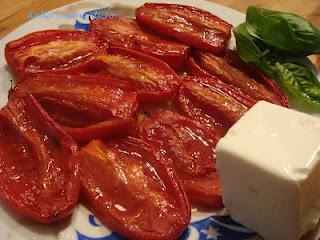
<box><xmin>178</xmin><ymin>76</ymin><xmax>253</xmax><ymax>134</ymax></box>
<box><xmin>84</xmin><ymin>47</ymin><xmax>181</xmax><ymax>103</ymax></box>
<box><xmin>0</xmin><ymin>95</ymin><xmax>80</xmax><ymax>223</ymax></box>
<box><xmin>185</xmin><ymin>64</ymin><xmax>257</xmax><ymax>108</ymax></box>
<box><xmin>186</xmin><ymin>56</ymin><xmax>213</xmax><ymax>78</ymax></box>
<box><xmin>11</xmin><ymin>74</ymin><xmax>138</xmax><ymax>142</ymax></box>
<box><xmin>139</xmin><ymin>110</ymin><xmax>223</xmax><ymax>208</ymax></box>
<box><xmin>136</xmin><ymin>3</ymin><xmax>232</xmax><ymax>54</ymax></box>
<box><xmin>80</xmin><ymin>137</ymin><xmax>190</xmax><ymax>240</ymax></box>
<box><xmin>222</xmin><ymin>49</ymin><xmax>289</xmax><ymax>107</ymax></box>
<box><xmin>5</xmin><ymin>30</ymin><xmax>107</xmax><ymax>80</ymax></box>
<box><xmin>139</xmin><ymin>110</ymin><xmax>218</xmax><ymax>178</ymax></box>
<box><xmin>182</xmin><ymin>172</ymin><xmax>223</xmax><ymax>209</ymax></box>
<box><xmin>193</xmin><ymin>50</ymin><xmax>287</xmax><ymax>106</ymax></box>
<box><xmin>90</xmin><ymin>16</ymin><xmax>190</xmax><ymax>72</ymax></box>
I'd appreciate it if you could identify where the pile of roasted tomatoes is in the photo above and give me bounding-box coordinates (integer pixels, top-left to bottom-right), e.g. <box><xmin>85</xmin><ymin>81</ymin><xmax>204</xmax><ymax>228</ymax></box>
<box><xmin>0</xmin><ymin>3</ymin><xmax>288</xmax><ymax>240</ymax></box>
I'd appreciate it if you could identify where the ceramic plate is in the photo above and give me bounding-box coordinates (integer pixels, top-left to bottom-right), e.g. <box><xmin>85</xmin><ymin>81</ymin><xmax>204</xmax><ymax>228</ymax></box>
<box><xmin>0</xmin><ymin>1</ymin><xmax>319</xmax><ymax>239</ymax></box>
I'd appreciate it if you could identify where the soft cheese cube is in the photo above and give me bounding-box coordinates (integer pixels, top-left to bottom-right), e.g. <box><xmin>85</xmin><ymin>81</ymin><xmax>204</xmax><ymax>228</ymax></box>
<box><xmin>216</xmin><ymin>101</ymin><xmax>320</xmax><ymax>240</ymax></box>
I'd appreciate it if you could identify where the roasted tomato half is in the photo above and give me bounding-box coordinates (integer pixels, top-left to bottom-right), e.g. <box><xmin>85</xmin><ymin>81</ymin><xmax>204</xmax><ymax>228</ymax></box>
<box><xmin>80</xmin><ymin>137</ymin><xmax>190</xmax><ymax>240</ymax></box>
<box><xmin>90</xmin><ymin>16</ymin><xmax>190</xmax><ymax>72</ymax></box>
<box><xmin>139</xmin><ymin>110</ymin><xmax>223</xmax><ymax>208</ymax></box>
<box><xmin>186</xmin><ymin>56</ymin><xmax>213</xmax><ymax>78</ymax></box>
<box><xmin>178</xmin><ymin>76</ymin><xmax>254</xmax><ymax>135</ymax></box>
<box><xmin>222</xmin><ymin>49</ymin><xmax>289</xmax><ymax>107</ymax></box>
<box><xmin>191</xmin><ymin>50</ymin><xmax>288</xmax><ymax>106</ymax></box>
<box><xmin>136</xmin><ymin>3</ymin><xmax>232</xmax><ymax>54</ymax></box>
<box><xmin>0</xmin><ymin>95</ymin><xmax>80</xmax><ymax>223</ymax></box>
<box><xmin>11</xmin><ymin>74</ymin><xmax>138</xmax><ymax>142</ymax></box>
<box><xmin>84</xmin><ymin>47</ymin><xmax>181</xmax><ymax>103</ymax></box>
<box><xmin>5</xmin><ymin>30</ymin><xmax>107</xmax><ymax>80</ymax></box>
<box><xmin>183</xmin><ymin>172</ymin><xmax>223</xmax><ymax>208</ymax></box>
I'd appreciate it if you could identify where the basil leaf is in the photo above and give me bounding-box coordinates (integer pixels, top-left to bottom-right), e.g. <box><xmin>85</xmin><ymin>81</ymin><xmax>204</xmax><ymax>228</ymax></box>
<box><xmin>233</xmin><ymin>23</ymin><xmax>269</xmax><ymax>63</ymax></box>
<box><xmin>246</xmin><ymin>6</ymin><xmax>320</xmax><ymax>56</ymax></box>
<box><xmin>256</xmin><ymin>58</ymin><xmax>278</xmax><ymax>80</ymax></box>
<box><xmin>233</xmin><ymin>23</ymin><xmax>284</xmax><ymax>80</ymax></box>
<box><xmin>275</xmin><ymin>62</ymin><xmax>320</xmax><ymax>112</ymax></box>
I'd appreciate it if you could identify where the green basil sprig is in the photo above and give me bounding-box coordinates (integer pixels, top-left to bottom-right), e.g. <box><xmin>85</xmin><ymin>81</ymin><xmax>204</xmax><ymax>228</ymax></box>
<box><xmin>232</xmin><ymin>23</ymin><xmax>269</xmax><ymax>63</ymax></box>
<box><xmin>246</xmin><ymin>6</ymin><xmax>320</xmax><ymax>56</ymax></box>
<box><xmin>275</xmin><ymin>63</ymin><xmax>320</xmax><ymax>112</ymax></box>
<box><xmin>233</xmin><ymin>6</ymin><xmax>320</xmax><ymax>113</ymax></box>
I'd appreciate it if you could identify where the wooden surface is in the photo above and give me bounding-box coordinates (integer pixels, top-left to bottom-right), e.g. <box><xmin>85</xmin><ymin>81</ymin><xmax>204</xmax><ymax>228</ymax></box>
<box><xmin>0</xmin><ymin>0</ymin><xmax>319</xmax><ymax>68</ymax></box>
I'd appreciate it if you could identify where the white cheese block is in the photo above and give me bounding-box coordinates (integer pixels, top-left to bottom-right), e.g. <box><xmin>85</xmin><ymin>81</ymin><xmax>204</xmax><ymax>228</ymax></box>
<box><xmin>216</xmin><ymin>101</ymin><xmax>320</xmax><ymax>240</ymax></box>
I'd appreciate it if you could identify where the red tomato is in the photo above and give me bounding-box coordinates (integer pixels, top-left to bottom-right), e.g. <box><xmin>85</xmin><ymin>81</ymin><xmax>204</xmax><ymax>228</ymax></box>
<box><xmin>186</xmin><ymin>56</ymin><xmax>213</xmax><ymax>78</ymax></box>
<box><xmin>178</xmin><ymin>76</ymin><xmax>253</xmax><ymax>134</ymax></box>
<box><xmin>192</xmin><ymin>50</ymin><xmax>287</xmax><ymax>106</ymax></box>
<box><xmin>182</xmin><ymin>172</ymin><xmax>223</xmax><ymax>208</ymax></box>
<box><xmin>0</xmin><ymin>95</ymin><xmax>80</xmax><ymax>223</ymax></box>
<box><xmin>222</xmin><ymin>49</ymin><xmax>289</xmax><ymax>107</ymax></box>
<box><xmin>139</xmin><ymin>110</ymin><xmax>223</xmax><ymax>208</ymax></box>
<box><xmin>83</xmin><ymin>47</ymin><xmax>181</xmax><ymax>103</ymax></box>
<box><xmin>136</xmin><ymin>3</ymin><xmax>232</xmax><ymax>54</ymax></box>
<box><xmin>139</xmin><ymin>110</ymin><xmax>218</xmax><ymax>178</ymax></box>
<box><xmin>80</xmin><ymin>137</ymin><xmax>190</xmax><ymax>240</ymax></box>
<box><xmin>185</xmin><ymin>64</ymin><xmax>257</xmax><ymax>108</ymax></box>
<box><xmin>5</xmin><ymin>30</ymin><xmax>107</xmax><ymax>81</ymax></box>
<box><xmin>90</xmin><ymin>16</ymin><xmax>190</xmax><ymax>72</ymax></box>
<box><xmin>11</xmin><ymin>74</ymin><xmax>138</xmax><ymax>142</ymax></box>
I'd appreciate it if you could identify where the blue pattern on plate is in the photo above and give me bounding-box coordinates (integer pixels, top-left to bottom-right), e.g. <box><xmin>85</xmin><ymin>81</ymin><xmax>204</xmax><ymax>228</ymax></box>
<box><xmin>88</xmin><ymin>214</ymin><xmax>102</xmax><ymax>227</ymax></box>
<box><xmin>77</xmin><ymin>230</ymin><xmax>123</xmax><ymax>240</ymax></box>
<box><xmin>75</xmin><ymin>214</ymin><xmax>257</xmax><ymax>240</ymax></box>
<box><xmin>180</xmin><ymin>216</ymin><xmax>257</xmax><ymax>240</ymax></box>
<box><xmin>74</xmin><ymin>7</ymin><xmax>113</xmax><ymax>31</ymax></box>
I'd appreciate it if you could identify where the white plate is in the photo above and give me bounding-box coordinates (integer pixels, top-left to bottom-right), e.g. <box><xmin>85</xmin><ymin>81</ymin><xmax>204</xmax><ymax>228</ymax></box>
<box><xmin>0</xmin><ymin>1</ymin><xmax>319</xmax><ymax>240</ymax></box>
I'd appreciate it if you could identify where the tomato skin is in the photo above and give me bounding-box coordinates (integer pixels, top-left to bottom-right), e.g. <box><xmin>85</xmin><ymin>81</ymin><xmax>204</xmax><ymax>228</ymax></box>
<box><xmin>90</xmin><ymin>16</ymin><xmax>190</xmax><ymax>72</ymax></box>
<box><xmin>222</xmin><ymin>49</ymin><xmax>289</xmax><ymax>107</ymax></box>
<box><xmin>5</xmin><ymin>30</ymin><xmax>107</xmax><ymax>81</ymax></box>
<box><xmin>139</xmin><ymin>110</ymin><xmax>223</xmax><ymax>208</ymax></box>
<box><xmin>178</xmin><ymin>76</ymin><xmax>253</xmax><ymax>134</ymax></box>
<box><xmin>193</xmin><ymin>50</ymin><xmax>287</xmax><ymax>106</ymax></box>
<box><xmin>186</xmin><ymin>56</ymin><xmax>212</xmax><ymax>78</ymax></box>
<box><xmin>139</xmin><ymin>110</ymin><xmax>219</xmax><ymax>177</ymax></box>
<box><xmin>0</xmin><ymin>95</ymin><xmax>80</xmax><ymax>223</ymax></box>
<box><xmin>80</xmin><ymin>137</ymin><xmax>190</xmax><ymax>240</ymax></box>
<box><xmin>62</xmin><ymin>118</ymin><xmax>131</xmax><ymax>142</ymax></box>
<box><xmin>83</xmin><ymin>47</ymin><xmax>181</xmax><ymax>103</ymax></box>
<box><xmin>186</xmin><ymin>50</ymin><xmax>287</xmax><ymax>108</ymax></box>
<box><xmin>11</xmin><ymin>74</ymin><xmax>138</xmax><ymax>142</ymax></box>
<box><xmin>182</xmin><ymin>172</ymin><xmax>223</xmax><ymax>208</ymax></box>
<box><xmin>136</xmin><ymin>3</ymin><xmax>232</xmax><ymax>54</ymax></box>
<box><xmin>185</xmin><ymin>63</ymin><xmax>257</xmax><ymax>108</ymax></box>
